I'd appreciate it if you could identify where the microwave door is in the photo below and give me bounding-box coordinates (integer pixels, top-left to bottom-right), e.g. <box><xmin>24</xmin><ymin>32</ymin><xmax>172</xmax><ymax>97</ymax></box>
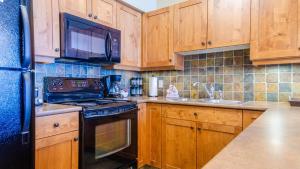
<box><xmin>90</xmin><ymin>28</ymin><xmax>108</xmax><ymax>61</ymax></box>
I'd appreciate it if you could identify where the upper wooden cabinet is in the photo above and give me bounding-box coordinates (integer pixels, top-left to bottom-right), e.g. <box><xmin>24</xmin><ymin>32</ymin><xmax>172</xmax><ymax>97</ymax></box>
<box><xmin>173</xmin><ymin>0</ymin><xmax>208</xmax><ymax>52</ymax></box>
<box><xmin>59</xmin><ymin>0</ymin><xmax>91</xmax><ymax>19</ymax></box>
<box><xmin>142</xmin><ymin>7</ymin><xmax>184</xmax><ymax>71</ymax></box>
<box><xmin>59</xmin><ymin>0</ymin><xmax>116</xmax><ymax>27</ymax></box>
<box><xmin>251</xmin><ymin>0</ymin><xmax>300</xmax><ymax>65</ymax></box>
<box><xmin>207</xmin><ymin>0</ymin><xmax>250</xmax><ymax>48</ymax></box>
<box><xmin>91</xmin><ymin>0</ymin><xmax>116</xmax><ymax>27</ymax></box>
<box><xmin>33</xmin><ymin>0</ymin><xmax>60</xmax><ymax>63</ymax></box>
<box><xmin>113</xmin><ymin>2</ymin><xmax>142</xmax><ymax>70</ymax></box>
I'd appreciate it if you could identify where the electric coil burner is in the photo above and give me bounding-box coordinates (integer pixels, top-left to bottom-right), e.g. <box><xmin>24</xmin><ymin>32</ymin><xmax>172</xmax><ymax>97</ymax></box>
<box><xmin>44</xmin><ymin>77</ymin><xmax>138</xmax><ymax>169</ymax></box>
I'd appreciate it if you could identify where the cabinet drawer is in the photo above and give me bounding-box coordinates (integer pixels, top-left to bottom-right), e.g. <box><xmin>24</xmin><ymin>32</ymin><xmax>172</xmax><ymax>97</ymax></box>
<box><xmin>36</xmin><ymin>112</ymin><xmax>79</xmax><ymax>139</ymax></box>
<box><xmin>162</xmin><ymin>104</ymin><xmax>214</xmax><ymax>121</ymax></box>
<box><xmin>162</xmin><ymin>105</ymin><xmax>242</xmax><ymax>127</ymax></box>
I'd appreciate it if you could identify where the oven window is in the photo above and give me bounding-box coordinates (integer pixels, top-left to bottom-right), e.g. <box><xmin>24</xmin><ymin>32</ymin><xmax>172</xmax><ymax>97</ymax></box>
<box><xmin>95</xmin><ymin>119</ymin><xmax>131</xmax><ymax>159</ymax></box>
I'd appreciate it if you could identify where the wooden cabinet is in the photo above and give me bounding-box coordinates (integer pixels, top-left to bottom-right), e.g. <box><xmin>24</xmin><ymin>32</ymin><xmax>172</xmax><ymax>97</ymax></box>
<box><xmin>243</xmin><ymin>110</ymin><xmax>263</xmax><ymax>129</ymax></box>
<box><xmin>59</xmin><ymin>0</ymin><xmax>91</xmax><ymax>19</ymax></box>
<box><xmin>35</xmin><ymin>112</ymin><xmax>79</xmax><ymax>169</ymax></box>
<box><xmin>112</xmin><ymin>2</ymin><xmax>142</xmax><ymax>71</ymax></box>
<box><xmin>91</xmin><ymin>0</ymin><xmax>116</xmax><ymax>27</ymax></box>
<box><xmin>138</xmin><ymin>103</ymin><xmax>148</xmax><ymax>168</ymax></box>
<box><xmin>162</xmin><ymin>118</ymin><xmax>197</xmax><ymax>169</ymax></box>
<box><xmin>251</xmin><ymin>0</ymin><xmax>300</xmax><ymax>65</ymax></box>
<box><xmin>59</xmin><ymin>0</ymin><xmax>116</xmax><ymax>27</ymax></box>
<box><xmin>142</xmin><ymin>7</ymin><xmax>184</xmax><ymax>71</ymax></box>
<box><xmin>207</xmin><ymin>0</ymin><xmax>250</xmax><ymax>48</ymax></box>
<box><xmin>33</xmin><ymin>0</ymin><xmax>60</xmax><ymax>63</ymax></box>
<box><xmin>197</xmin><ymin>123</ymin><xmax>242</xmax><ymax>168</ymax></box>
<box><xmin>147</xmin><ymin>104</ymin><xmax>163</xmax><ymax>168</ymax></box>
<box><xmin>173</xmin><ymin>0</ymin><xmax>208</xmax><ymax>52</ymax></box>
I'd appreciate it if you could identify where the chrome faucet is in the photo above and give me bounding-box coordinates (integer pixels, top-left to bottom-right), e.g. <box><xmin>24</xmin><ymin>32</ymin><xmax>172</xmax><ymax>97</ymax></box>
<box><xmin>204</xmin><ymin>83</ymin><xmax>215</xmax><ymax>99</ymax></box>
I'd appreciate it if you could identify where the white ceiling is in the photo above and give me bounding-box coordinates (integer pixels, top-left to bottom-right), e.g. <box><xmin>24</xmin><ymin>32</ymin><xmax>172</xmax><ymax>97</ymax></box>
<box><xmin>120</xmin><ymin>0</ymin><xmax>187</xmax><ymax>12</ymax></box>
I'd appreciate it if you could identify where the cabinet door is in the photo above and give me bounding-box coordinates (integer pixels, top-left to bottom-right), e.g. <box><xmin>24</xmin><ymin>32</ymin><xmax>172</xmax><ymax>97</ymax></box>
<box><xmin>207</xmin><ymin>0</ymin><xmax>250</xmax><ymax>48</ymax></box>
<box><xmin>147</xmin><ymin>104</ymin><xmax>162</xmax><ymax>168</ymax></box>
<box><xmin>116</xmin><ymin>3</ymin><xmax>142</xmax><ymax>68</ymax></box>
<box><xmin>251</xmin><ymin>0</ymin><xmax>300</xmax><ymax>61</ymax></box>
<box><xmin>92</xmin><ymin>0</ymin><xmax>116</xmax><ymax>27</ymax></box>
<box><xmin>33</xmin><ymin>0</ymin><xmax>60</xmax><ymax>59</ymax></box>
<box><xmin>243</xmin><ymin>110</ymin><xmax>263</xmax><ymax>129</ymax></box>
<box><xmin>174</xmin><ymin>0</ymin><xmax>207</xmax><ymax>52</ymax></box>
<box><xmin>143</xmin><ymin>7</ymin><xmax>174</xmax><ymax>68</ymax></box>
<box><xmin>197</xmin><ymin>123</ymin><xmax>242</xmax><ymax>168</ymax></box>
<box><xmin>35</xmin><ymin>131</ymin><xmax>79</xmax><ymax>169</ymax></box>
<box><xmin>59</xmin><ymin>0</ymin><xmax>91</xmax><ymax>19</ymax></box>
<box><xmin>162</xmin><ymin>118</ymin><xmax>197</xmax><ymax>169</ymax></box>
<box><xmin>138</xmin><ymin>103</ymin><xmax>148</xmax><ymax>168</ymax></box>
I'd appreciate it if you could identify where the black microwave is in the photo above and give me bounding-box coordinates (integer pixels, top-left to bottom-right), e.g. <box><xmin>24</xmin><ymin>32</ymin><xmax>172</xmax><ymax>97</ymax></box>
<box><xmin>60</xmin><ymin>13</ymin><xmax>121</xmax><ymax>64</ymax></box>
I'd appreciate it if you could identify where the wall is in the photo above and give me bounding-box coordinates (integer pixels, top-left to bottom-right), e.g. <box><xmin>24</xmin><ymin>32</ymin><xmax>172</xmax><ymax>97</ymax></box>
<box><xmin>156</xmin><ymin>0</ymin><xmax>187</xmax><ymax>8</ymax></box>
<box><xmin>120</xmin><ymin>0</ymin><xmax>157</xmax><ymax>12</ymax></box>
<box><xmin>35</xmin><ymin>63</ymin><xmax>140</xmax><ymax>100</ymax></box>
<box><xmin>142</xmin><ymin>49</ymin><xmax>300</xmax><ymax>102</ymax></box>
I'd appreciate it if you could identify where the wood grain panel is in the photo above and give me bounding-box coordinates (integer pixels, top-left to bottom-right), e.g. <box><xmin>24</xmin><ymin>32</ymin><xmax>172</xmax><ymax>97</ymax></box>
<box><xmin>174</xmin><ymin>0</ymin><xmax>207</xmax><ymax>52</ymax></box>
<box><xmin>92</xmin><ymin>0</ymin><xmax>116</xmax><ymax>27</ymax></box>
<box><xmin>243</xmin><ymin>110</ymin><xmax>263</xmax><ymax>129</ymax></box>
<box><xmin>36</xmin><ymin>112</ymin><xmax>79</xmax><ymax>139</ymax></box>
<box><xmin>207</xmin><ymin>0</ymin><xmax>250</xmax><ymax>48</ymax></box>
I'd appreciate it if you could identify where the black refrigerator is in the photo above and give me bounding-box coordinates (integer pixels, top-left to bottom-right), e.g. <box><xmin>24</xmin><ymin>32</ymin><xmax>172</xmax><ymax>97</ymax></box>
<box><xmin>0</xmin><ymin>0</ymin><xmax>34</xmax><ymax>169</ymax></box>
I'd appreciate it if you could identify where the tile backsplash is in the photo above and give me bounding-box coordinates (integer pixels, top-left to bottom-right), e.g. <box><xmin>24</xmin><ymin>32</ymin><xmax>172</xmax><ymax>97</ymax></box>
<box><xmin>35</xmin><ymin>63</ymin><xmax>140</xmax><ymax>100</ymax></box>
<box><xmin>142</xmin><ymin>49</ymin><xmax>300</xmax><ymax>102</ymax></box>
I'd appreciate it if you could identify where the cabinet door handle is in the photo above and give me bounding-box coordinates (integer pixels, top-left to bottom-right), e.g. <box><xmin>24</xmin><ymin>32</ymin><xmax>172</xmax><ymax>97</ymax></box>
<box><xmin>197</xmin><ymin>128</ymin><xmax>201</xmax><ymax>131</ymax></box>
<box><xmin>74</xmin><ymin>137</ymin><xmax>79</xmax><ymax>142</ymax></box>
<box><xmin>88</xmin><ymin>13</ymin><xmax>93</xmax><ymax>17</ymax></box>
<box><xmin>190</xmin><ymin>127</ymin><xmax>194</xmax><ymax>130</ymax></box>
<box><xmin>201</xmin><ymin>42</ymin><xmax>206</xmax><ymax>46</ymax></box>
<box><xmin>94</xmin><ymin>15</ymin><xmax>98</xmax><ymax>19</ymax></box>
<box><xmin>207</xmin><ymin>41</ymin><xmax>212</xmax><ymax>45</ymax></box>
<box><xmin>53</xmin><ymin>122</ymin><xmax>60</xmax><ymax>128</ymax></box>
<box><xmin>55</xmin><ymin>48</ymin><xmax>60</xmax><ymax>52</ymax></box>
<box><xmin>193</xmin><ymin>112</ymin><xmax>198</xmax><ymax>116</ymax></box>
<box><xmin>169</xmin><ymin>59</ymin><xmax>172</xmax><ymax>62</ymax></box>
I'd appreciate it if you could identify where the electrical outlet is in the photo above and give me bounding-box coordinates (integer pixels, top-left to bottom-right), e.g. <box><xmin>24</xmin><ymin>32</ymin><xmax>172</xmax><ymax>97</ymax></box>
<box><xmin>158</xmin><ymin>80</ymin><xmax>164</xmax><ymax>88</ymax></box>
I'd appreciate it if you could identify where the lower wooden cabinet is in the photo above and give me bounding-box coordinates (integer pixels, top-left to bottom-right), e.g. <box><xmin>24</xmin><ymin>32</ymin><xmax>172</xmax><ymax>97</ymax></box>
<box><xmin>196</xmin><ymin>123</ymin><xmax>242</xmax><ymax>168</ymax></box>
<box><xmin>147</xmin><ymin>103</ymin><xmax>163</xmax><ymax>168</ymax></box>
<box><xmin>162</xmin><ymin>118</ymin><xmax>197</xmax><ymax>169</ymax></box>
<box><xmin>138</xmin><ymin>103</ymin><xmax>148</xmax><ymax>168</ymax></box>
<box><xmin>35</xmin><ymin>131</ymin><xmax>79</xmax><ymax>169</ymax></box>
<box><xmin>243</xmin><ymin>110</ymin><xmax>263</xmax><ymax>129</ymax></box>
<box><xmin>35</xmin><ymin>112</ymin><xmax>79</xmax><ymax>169</ymax></box>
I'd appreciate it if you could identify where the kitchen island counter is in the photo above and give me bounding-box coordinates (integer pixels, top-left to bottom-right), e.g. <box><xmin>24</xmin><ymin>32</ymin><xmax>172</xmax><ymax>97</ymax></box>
<box><xmin>35</xmin><ymin>103</ymin><xmax>82</xmax><ymax>117</ymax></box>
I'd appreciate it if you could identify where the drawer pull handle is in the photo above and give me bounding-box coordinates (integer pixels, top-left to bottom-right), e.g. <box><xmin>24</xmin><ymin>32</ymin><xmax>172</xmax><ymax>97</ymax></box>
<box><xmin>197</xmin><ymin>128</ymin><xmax>201</xmax><ymax>131</ymax></box>
<box><xmin>190</xmin><ymin>127</ymin><xmax>194</xmax><ymax>130</ymax></box>
<box><xmin>53</xmin><ymin>123</ymin><xmax>60</xmax><ymax>128</ymax></box>
<box><xmin>193</xmin><ymin>112</ymin><xmax>198</xmax><ymax>116</ymax></box>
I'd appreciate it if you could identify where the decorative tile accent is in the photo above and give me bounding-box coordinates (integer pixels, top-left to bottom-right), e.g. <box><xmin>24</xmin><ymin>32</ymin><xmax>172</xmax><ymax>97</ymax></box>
<box><xmin>141</xmin><ymin>49</ymin><xmax>300</xmax><ymax>102</ymax></box>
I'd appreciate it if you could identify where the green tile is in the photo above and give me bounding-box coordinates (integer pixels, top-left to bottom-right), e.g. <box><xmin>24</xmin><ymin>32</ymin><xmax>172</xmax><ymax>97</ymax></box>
<box><xmin>279</xmin><ymin>83</ymin><xmax>291</xmax><ymax>92</ymax></box>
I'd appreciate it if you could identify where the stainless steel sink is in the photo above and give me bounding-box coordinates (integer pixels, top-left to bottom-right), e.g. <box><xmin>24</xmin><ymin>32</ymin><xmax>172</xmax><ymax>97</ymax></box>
<box><xmin>198</xmin><ymin>98</ymin><xmax>243</xmax><ymax>105</ymax></box>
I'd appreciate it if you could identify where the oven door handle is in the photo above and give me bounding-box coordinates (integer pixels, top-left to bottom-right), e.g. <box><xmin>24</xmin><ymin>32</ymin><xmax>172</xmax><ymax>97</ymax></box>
<box><xmin>84</xmin><ymin>107</ymin><xmax>138</xmax><ymax>119</ymax></box>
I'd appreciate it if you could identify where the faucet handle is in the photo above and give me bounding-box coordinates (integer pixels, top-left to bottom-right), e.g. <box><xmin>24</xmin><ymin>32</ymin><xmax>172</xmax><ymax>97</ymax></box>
<box><xmin>218</xmin><ymin>90</ymin><xmax>223</xmax><ymax>100</ymax></box>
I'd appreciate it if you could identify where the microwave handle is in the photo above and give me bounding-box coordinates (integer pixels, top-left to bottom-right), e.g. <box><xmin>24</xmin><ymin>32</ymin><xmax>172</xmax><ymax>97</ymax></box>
<box><xmin>105</xmin><ymin>33</ymin><xmax>110</xmax><ymax>61</ymax></box>
<box><xmin>107</xmin><ymin>32</ymin><xmax>112</xmax><ymax>61</ymax></box>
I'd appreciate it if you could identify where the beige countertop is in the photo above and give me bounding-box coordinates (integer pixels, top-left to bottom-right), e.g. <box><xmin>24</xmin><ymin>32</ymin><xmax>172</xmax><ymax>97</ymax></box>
<box><xmin>127</xmin><ymin>97</ymin><xmax>300</xmax><ymax>169</ymax></box>
<box><xmin>35</xmin><ymin>103</ymin><xmax>82</xmax><ymax>117</ymax></box>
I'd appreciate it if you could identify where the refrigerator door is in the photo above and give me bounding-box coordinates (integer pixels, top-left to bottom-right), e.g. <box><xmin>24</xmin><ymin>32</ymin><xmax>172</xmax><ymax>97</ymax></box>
<box><xmin>0</xmin><ymin>0</ymin><xmax>32</xmax><ymax>70</ymax></box>
<box><xmin>0</xmin><ymin>69</ymin><xmax>34</xmax><ymax>169</ymax></box>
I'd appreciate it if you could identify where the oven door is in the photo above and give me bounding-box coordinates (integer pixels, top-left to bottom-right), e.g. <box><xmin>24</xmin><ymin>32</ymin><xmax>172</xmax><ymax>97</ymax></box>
<box><xmin>81</xmin><ymin>108</ymin><xmax>137</xmax><ymax>169</ymax></box>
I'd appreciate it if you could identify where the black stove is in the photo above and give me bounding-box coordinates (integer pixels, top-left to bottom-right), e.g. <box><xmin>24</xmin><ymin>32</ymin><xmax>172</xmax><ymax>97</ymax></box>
<box><xmin>43</xmin><ymin>77</ymin><xmax>138</xmax><ymax>169</ymax></box>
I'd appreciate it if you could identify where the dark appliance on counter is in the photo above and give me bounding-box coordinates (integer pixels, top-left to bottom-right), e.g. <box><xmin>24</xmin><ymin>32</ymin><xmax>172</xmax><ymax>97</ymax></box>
<box><xmin>59</xmin><ymin>13</ymin><xmax>121</xmax><ymax>65</ymax></box>
<box><xmin>102</xmin><ymin>75</ymin><xmax>122</xmax><ymax>98</ymax></box>
<box><xmin>0</xmin><ymin>0</ymin><xmax>35</xmax><ymax>169</ymax></box>
<box><xmin>43</xmin><ymin>77</ymin><xmax>138</xmax><ymax>169</ymax></box>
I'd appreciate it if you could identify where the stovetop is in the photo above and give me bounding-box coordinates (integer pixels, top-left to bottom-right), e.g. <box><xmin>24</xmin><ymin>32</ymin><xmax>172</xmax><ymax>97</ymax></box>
<box><xmin>62</xmin><ymin>99</ymin><xmax>137</xmax><ymax>118</ymax></box>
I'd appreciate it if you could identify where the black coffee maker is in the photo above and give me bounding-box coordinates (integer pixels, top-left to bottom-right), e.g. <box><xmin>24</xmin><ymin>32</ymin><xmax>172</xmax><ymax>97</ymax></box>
<box><xmin>102</xmin><ymin>75</ymin><xmax>122</xmax><ymax>98</ymax></box>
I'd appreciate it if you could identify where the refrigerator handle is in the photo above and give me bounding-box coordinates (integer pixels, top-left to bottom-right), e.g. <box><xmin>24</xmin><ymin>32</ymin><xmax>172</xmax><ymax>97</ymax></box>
<box><xmin>20</xmin><ymin>5</ymin><xmax>32</xmax><ymax>69</ymax></box>
<box><xmin>22</xmin><ymin>72</ymin><xmax>32</xmax><ymax>145</ymax></box>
